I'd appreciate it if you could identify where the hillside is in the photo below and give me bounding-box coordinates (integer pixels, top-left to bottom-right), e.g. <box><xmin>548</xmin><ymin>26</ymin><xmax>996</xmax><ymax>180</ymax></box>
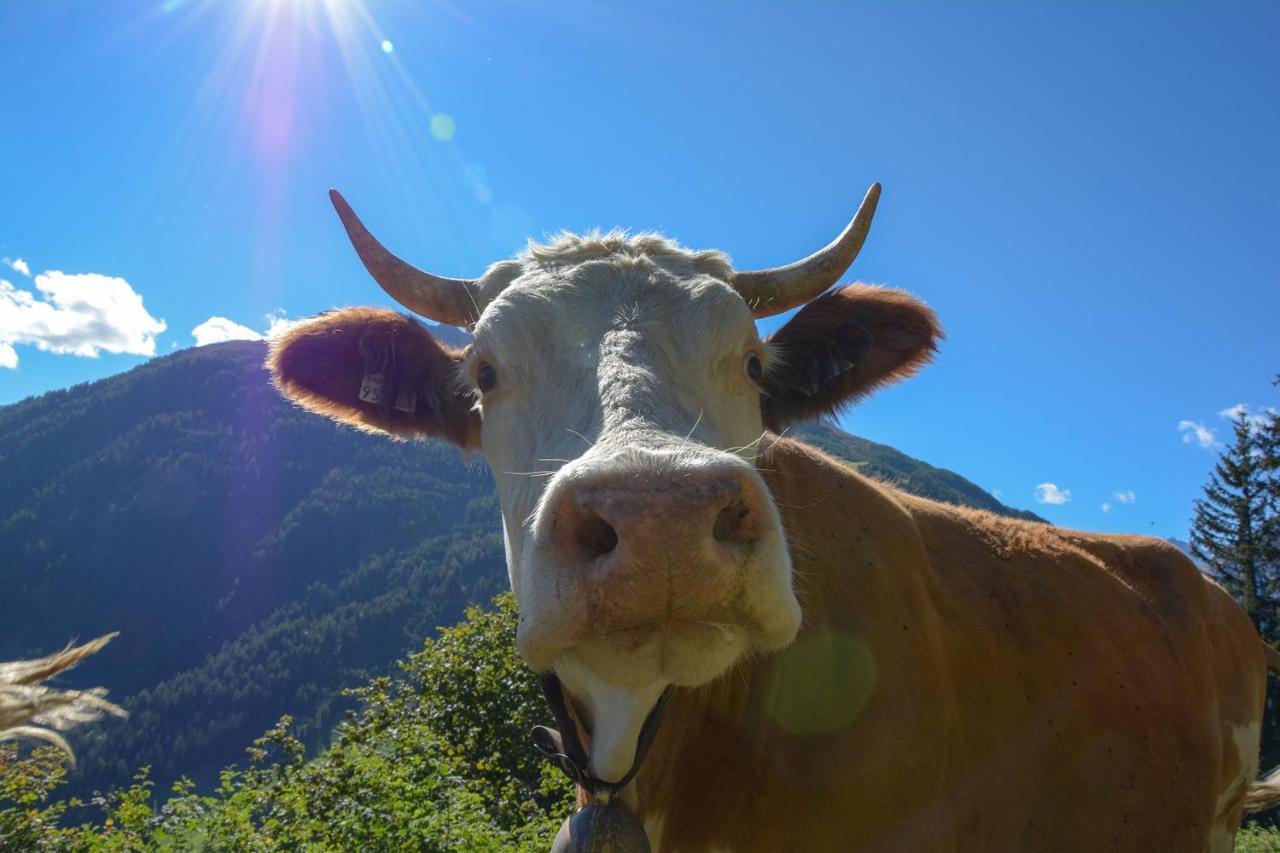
<box><xmin>794</xmin><ymin>421</ymin><xmax>1044</xmax><ymax>522</ymax></box>
<box><xmin>0</xmin><ymin>339</ymin><xmax>1038</xmax><ymax>793</ymax></box>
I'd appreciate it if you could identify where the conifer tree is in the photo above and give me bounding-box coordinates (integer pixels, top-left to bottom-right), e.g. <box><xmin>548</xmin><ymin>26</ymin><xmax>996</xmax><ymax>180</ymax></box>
<box><xmin>1191</xmin><ymin>414</ymin><xmax>1277</xmax><ymax>640</ymax></box>
<box><xmin>1258</xmin><ymin>379</ymin><xmax>1280</xmax><ymax>598</ymax></box>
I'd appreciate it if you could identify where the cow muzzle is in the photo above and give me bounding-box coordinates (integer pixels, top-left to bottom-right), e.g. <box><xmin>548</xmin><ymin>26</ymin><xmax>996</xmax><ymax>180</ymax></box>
<box><xmin>553</xmin><ymin>470</ymin><xmax>762</xmax><ymax>578</ymax></box>
<box><xmin>517</xmin><ymin>452</ymin><xmax>801</xmax><ymax>687</ymax></box>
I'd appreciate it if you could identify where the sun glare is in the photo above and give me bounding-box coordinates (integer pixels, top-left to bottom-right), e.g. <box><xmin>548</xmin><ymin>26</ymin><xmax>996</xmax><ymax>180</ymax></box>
<box><xmin>144</xmin><ymin>0</ymin><xmax>516</xmax><ymax>282</ymax></box>
<box><xmin>151</xmin><ymin>0</ymin><xmax>441</xmax><ymax>165</ymax></box>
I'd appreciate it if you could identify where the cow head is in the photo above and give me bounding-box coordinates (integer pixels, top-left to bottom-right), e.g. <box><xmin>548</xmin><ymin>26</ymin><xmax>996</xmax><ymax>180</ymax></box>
<box><xmin>269</xmin><ymin>185</ymin><xmax>939</xmax><ymax>780</ymax></box>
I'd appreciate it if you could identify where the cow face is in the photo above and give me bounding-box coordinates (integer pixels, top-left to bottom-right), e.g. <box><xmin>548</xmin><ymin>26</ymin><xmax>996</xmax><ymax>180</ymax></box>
<box><xmin>471</xmin><ymin>244</ymin><xmax>794</xmax><ymax>689</ymax></box>
<box><xmin>270</xmin><ymin>187</ymin><xmax>939</xmax><ymax>780</ymax></box>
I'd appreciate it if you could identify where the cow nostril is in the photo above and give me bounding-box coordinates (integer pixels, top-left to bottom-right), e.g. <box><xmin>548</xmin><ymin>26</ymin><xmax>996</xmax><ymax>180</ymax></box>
<box><xmin>713</xmin><ymin>499</ymin><xmax>757</xmax><ymax>544</ymax></box>
<box><xmin>577</xmin><ymin>513</ymin><xmax>619</xmax><ymax>557</ymax></box>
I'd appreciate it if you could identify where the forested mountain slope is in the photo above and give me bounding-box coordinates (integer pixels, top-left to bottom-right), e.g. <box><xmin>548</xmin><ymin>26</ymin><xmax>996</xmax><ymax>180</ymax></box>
<box><xmin>0</xmin><ymin>338</ymin><xmax>1038</xmax><ymax>793</ymax></box>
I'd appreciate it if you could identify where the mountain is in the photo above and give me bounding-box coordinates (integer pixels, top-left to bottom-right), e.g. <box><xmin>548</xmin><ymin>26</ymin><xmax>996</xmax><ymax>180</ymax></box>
<box><xmin>1166</xmin><ymin>537</ymin><xmax>1208</xmax><ymax>573</ymax></box>
<box><xmin>0</xmin><ymin>340</ymin><xmax>1038</xmax><ymax>793</ymax></box>
<box><xmin>793</xmin><ymin>421</ymin><xmax>1044</xmax><ymax>523</ymax></box>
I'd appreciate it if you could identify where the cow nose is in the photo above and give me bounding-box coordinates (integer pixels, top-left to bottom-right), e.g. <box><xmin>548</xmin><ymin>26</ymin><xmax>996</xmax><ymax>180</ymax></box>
<box><xmin>552</xmin><ymin>470</ymin><xmax>764</xmax><ymax>567</ymax></box>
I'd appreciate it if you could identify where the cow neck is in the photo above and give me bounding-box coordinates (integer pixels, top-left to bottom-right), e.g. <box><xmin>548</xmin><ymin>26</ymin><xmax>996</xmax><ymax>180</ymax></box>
<box><xmin>629</xmin><ymin>433</ymin><xmax>955</xmax><ymax>851</ymax></box>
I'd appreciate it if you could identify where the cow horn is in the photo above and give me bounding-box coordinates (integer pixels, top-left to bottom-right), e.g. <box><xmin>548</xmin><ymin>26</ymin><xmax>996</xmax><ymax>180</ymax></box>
<box><xmin>732</xmin><ymin>183</ymin><xmax>881</xmax><ymax>318</ymax></box>
<box><xmin>329</xmin><ymin>189</ymin><xmax>483</xmax><ymax>327</ymax></box>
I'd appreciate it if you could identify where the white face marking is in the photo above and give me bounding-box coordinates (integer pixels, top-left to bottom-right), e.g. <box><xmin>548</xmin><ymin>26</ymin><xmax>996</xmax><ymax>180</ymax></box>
<box><xmin>473</xmin><ymin>259</ymin><xmax>764</xmax><ymax>579</ymax></box>
<box><xmin>466</xmin><ymin>236</ymin><xmax>802</xmax><ymax>778</ymax></box>
<box><xmin>555</xmin><ymin>655</ymin><xmax>668</xmax><ymax>783</ymax></box>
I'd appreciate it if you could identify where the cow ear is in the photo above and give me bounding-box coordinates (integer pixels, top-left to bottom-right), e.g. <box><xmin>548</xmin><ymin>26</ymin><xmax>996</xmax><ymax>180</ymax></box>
<box><xmin>760</xmin><ymin>285</ymin><xmax>941</xmax><ymax>432</ymax></box>
<box><xmin>268</xmin><ymin>307</ymin><xmax>480</xmax><ymax>448</ymax></box>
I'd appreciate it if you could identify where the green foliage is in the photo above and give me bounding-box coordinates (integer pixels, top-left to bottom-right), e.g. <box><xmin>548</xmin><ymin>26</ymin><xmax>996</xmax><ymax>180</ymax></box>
<box><xmin>0</xmin><ymin>746</ymin><xmax>78</xmax><ymax>850</ymax></box>
<box><xmin>1237</xmin><ymin>822</ymin><xmax>1280</xmax><ymax>852</ymax></box>
<box><xmin>0</xmin><ymin>340</ymin><xmax>506</xmax><ymax>797</ymax></box>
<box><xmin>0</xmin><ymin>594</ymin><xmax>573</xmax><ymax>851</ymax></box>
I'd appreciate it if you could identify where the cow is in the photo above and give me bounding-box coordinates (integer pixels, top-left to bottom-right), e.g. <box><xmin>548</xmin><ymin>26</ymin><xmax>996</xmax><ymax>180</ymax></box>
<box><xmin>269</xmin><ymin>184</ymin><xmax>1280</xmax><ymax>851</ymax></box>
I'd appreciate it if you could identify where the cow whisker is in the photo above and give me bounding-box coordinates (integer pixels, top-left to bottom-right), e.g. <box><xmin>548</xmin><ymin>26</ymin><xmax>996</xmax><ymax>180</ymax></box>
<box><xmin>685</xmin><ymin>410</ymin><xmax>704</xmax><ymax>442</ymax></box>
<box><xmin>721</xmin><ymin>431</ymin><xmax>769</xmax><ymax>456</ymax></box>
<box><xmin>564</xmin><ymin>428</ymin><xmax>594</xmax><ymax>448</ymax></box>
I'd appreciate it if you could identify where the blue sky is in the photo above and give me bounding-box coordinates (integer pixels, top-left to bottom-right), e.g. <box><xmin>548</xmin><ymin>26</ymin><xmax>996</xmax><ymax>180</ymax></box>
<box><xmin>1</xmin><ymin>0</ymin><xmax>1276</xmax><ymax>539</ymax></box>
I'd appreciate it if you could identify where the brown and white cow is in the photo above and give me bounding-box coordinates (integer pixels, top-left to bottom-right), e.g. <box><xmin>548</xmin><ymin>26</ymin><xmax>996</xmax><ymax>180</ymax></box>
<box><xmin>270</xmin><ymin>185</ymin><xmax>1279</xmax><ymax>851</ymax></box>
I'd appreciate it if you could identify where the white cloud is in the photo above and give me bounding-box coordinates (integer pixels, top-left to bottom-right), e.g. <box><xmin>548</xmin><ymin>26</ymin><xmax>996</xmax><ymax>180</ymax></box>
<box><xmin>264</xmin><ymin>309</ymin><xmax>301</xmax><ymax>338</ymax></box>
<box><xmin>1219</xmin><ymin>403</ymin><xmax>1277</xmax><ymax>434</ymax></box>
<box><xmin>3</xmin><ymin>258</ymin><xmax>30</xmax><ymax>277</ymax></box>
<box><xmin>0</xmin><ymin>270</ymin><xmax>166</xmax><ymax>369</ymax></box>
<box><xmin>192</xmin><ymin>316</ymin><xmax>263</xmax><ymax>346</ymax></box>
<box><xmin>1034</xmin><ymin>483</ymin><xmax>1071</xmax><ymax>505</ymax></box>
<box><xmin>191</xmin><ymin>309</ymin><xmax>298</xmax><ymax>347</ymax></box>
<box><xmin>1113</xmin><ymin>490</ymin><xmax>1136</xmax><ymax>504</ymax></box>
<box><xmin>990</xmin><ymin>488</ymin><xmax>1002</xmax><ymax>499</ymax></box>
<box><xmin>1178</xmin><ymin>420</ymin><xmax>1219</xmax><ymax>449</ymax></box>
<box><xmin>1101</xmin><ymin>502</ymin><xmax>1112</xmax><ymax>513</ymax></box>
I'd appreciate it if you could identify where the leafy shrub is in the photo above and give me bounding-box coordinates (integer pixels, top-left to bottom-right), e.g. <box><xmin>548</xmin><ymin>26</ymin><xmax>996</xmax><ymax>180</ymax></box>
<box><xmin>1239</xmin><ymin>823</ymin><xmax>1280</xmax><ymax>852</ymax></box>
<box><xmin>0</xmin><ymin>595</ymin><xmax>573</xmax><ymax>851</ymax></box>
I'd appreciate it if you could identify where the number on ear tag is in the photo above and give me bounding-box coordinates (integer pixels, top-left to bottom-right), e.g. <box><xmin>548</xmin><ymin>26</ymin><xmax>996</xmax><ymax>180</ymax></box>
<box><xmin>358</xmin><ymin>372</ymin><xmax>389</xmax><ymax>406</ymax></box>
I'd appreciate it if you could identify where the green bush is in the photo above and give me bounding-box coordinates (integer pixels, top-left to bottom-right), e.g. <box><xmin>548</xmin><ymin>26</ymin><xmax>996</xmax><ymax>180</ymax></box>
<box><xmin>0</xmin><ymin>595</ymin><xmax>573</xmax><ymax>851</ymax></box>
<box><xmin>1238</xmin><ymin>823</ymin><xmax>1280</xmax><ymax>852</ymax></box>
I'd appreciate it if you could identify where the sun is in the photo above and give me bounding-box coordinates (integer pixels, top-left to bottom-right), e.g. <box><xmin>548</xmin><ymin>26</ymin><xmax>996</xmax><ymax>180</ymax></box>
<box><xmin>153</xmin><ymin>0</ymin><xmax>412</xmax><ymax>160</ymax></box>
<box><xmin>147</xmin><ymin>0</ymin><xmax>477</xmax><ymax>279</ymax></box>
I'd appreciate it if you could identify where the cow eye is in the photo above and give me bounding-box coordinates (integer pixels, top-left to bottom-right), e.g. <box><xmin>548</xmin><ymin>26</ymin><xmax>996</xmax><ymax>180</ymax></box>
<box><xmin>744</xmin><ymin>351</ymin><xmax>764</xmax><ymax>383</ymax></box>
<box><xmin>476</xmin><ymin>362</ymin><xmax>498</xmax><ymax>393</ymax></box>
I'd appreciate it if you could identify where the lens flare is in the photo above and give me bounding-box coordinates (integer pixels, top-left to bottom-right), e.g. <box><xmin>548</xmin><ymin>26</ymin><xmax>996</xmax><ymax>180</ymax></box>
<box><xmin>764</xmin><ymin>628</ymin><xmax>877</xmax><ymax>736</ymax></box>
<box><xmin>429</xmin><ymin>113</ymin><xmax>456</xmax><ymax>141</ymax></box>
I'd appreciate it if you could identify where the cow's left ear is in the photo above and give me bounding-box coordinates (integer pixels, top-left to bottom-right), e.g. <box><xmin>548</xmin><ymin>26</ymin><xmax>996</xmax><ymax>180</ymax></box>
<box><xmin>760</xmin><ymin>285</ymin><xmax>941</xmax><ymax>432</ymax></box>
<box><xmin>268</xmin><ymin>307</ymin><xmax>480</xmax><ymax>448</ymax></box>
